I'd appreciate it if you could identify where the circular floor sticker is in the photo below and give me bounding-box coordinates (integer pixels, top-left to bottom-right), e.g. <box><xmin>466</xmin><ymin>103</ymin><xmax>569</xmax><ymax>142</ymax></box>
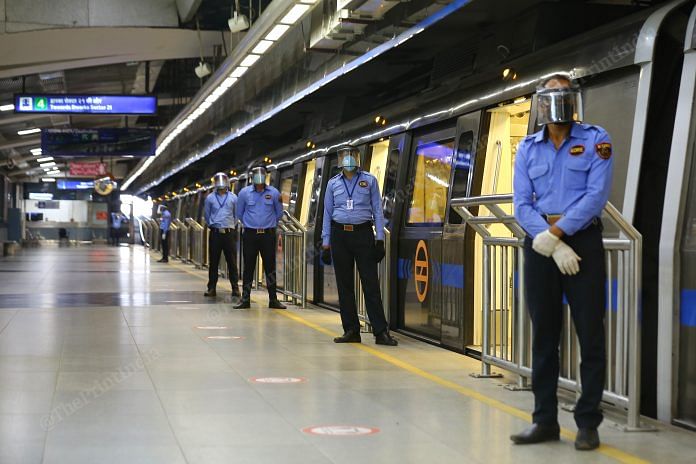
<box><xmin>250</xmin><ymin>377</ymin><xmax>306</xmax><ymax>384</ymax></box>
<box><xmin>302</xmin><ymin>425</ymin><xmax>380</xmax><ymax>436</ymax></box>
<box><xmin>205</xmin><ymin>335</ymin><xmax>244</xmax><ymax>340</ymax></box>
<box><xmin>195</xmin><ymin>326</ymin><xmax>229</xmax><ymax>330</ymax></box>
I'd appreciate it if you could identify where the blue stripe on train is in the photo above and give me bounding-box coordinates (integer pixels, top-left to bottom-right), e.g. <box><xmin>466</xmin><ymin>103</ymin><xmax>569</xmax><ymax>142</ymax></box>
<box><xmin>681</xmin><ymin>289</ymin><xmax>696</xmax><ymax>327</ymax></box>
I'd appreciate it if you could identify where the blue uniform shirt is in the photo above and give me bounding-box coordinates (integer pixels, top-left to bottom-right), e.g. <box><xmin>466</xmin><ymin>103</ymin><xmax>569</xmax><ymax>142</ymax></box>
<box><xmin>111</xmin><ymin>212</ymin><xmax>123</xmax><ymax>229</ymax></box>
<box><xmin>204</xmin><ymin>191</ymin><xmax>238</xmax><ymax>228</ymax></box>
<box><xmin>160</xmin><ymin>210</ymin><xmax>171</xmax><ymax>231</ymax></box>
<box><xmin>322</xmin><ymin>170</ymin><xmax>385</xmax><ymax>247</ymax></box>
<box><xmin>513</xmin><ymin>123</ymin><xmax>614</xmax><ymax>238</ymax></box>
<box><xmin>236</xmin><ymin>184</ymin><xmax>283</xmax><ymax>229</ymax></box>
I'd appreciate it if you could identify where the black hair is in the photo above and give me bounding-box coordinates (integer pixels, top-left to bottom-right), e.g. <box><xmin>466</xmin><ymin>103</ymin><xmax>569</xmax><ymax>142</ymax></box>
<box><xmin>538</xmin><ymin>73</ymin><xmax>579</xmax><ymax>90</ymax></box>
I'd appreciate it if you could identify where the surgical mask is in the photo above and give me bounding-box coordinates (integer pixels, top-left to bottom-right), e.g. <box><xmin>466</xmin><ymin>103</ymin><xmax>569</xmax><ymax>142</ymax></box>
<box><xmin>342</xmin><ymin>155</ymin><xmax>357</xmax><ymax>171</ymax></box>
<box><xmin>252</xmin><ymin>173</ymin><xmax>265</xmax><ymax>184</ymax></box>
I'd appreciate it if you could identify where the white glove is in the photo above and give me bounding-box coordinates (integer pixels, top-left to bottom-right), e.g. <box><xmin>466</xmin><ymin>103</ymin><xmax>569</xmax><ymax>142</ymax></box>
<box><xmin>532</xmin><ymin>230</ymin><xmax>560</xmax><ymax>257</ymax></box>
<box><xmin>551</xmin><ymin>241</ymin><xmax>582</xmax><ymax>275</ymax></box>
<box><xmin>161</xmin><ymin>233</ymin><xmax>166</xmax><ymax>240</ymax></box>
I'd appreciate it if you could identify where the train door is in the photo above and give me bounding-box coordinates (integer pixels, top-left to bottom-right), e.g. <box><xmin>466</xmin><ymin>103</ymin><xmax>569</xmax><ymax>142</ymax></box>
<box><xmin>467</xmin><ymin>98</ymin><xmax>531</xmax><ymax>352</ymax></box>
<box><xmin>397</xmin><ymin>125</ymin><xmax>456</xmax><ymax>341</ymax></box>
<box><xmin>293</xmin><ymin>157</ymin><xmax>323</xmax><ymax>302</ymax></box>
<box><xmin>318</xmin><ymin>155</ymin><xmax>340</xmax><ymax>308</ymax></box>
<box><xmin>275</xmin><ymin>168</ymin><xmax>295</xmax><ymax>291</ymax></box>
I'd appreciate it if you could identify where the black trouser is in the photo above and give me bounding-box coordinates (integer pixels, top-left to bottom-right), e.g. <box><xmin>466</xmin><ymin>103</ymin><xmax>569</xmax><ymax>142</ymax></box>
<box><xmin>110</xmin><ymin>228</ymin><xmax>120</xmax><ymax>246</ymax></box>
<box><xmin>207</xmin><ymin>229</ymin><xmax>239</xmax><ymax>292</ymax></box>
<box><xmin>161</xmin><ymin>230</ymin><xmax>169</xmax><ymax>260</ymax></box>
<box><xmin>241</xmin><ymin>228</ymin><xmax>278</xmax><ymax>301</ymax></box>
<box><xmin>330</xmin><ymin>224</ymin><xmax>388</xmax><ymax>335</ymax></box>
<box><xmin>523</xmin><ymin>224</ymin><xmax>606</xmax><ymax>429</ymax></box>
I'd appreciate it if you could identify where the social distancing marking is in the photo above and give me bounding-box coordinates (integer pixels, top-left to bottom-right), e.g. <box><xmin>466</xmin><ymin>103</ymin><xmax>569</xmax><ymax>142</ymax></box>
<box><xmin>195</xmin><ymin>326</ymin><xmax>229</xmax><ymax>330</ymax></box>
<box><xmin>205</xmin><ymin>336</ymin><xmax>244</xmax><ymax>340</ymax></box>
<box><xmin>302</xmin><ymin>425</ymin><xmax>379</xmax><ymax>436</ymax></box>
<box><xmin>250</xmin><ymin>377</ymin><xmax>306</xmax><ymax>384</ymax></box>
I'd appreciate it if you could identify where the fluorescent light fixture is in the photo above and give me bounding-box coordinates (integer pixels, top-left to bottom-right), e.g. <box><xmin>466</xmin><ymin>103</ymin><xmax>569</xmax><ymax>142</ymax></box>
<box><xmin>30</xmin><ymin>148</ymin><xmax>42</xmax><ymax>155</ymax></box>
<box><xmin>39</xmin><ymin>162</ymin><xmax>56</xmax><ymax>168</ymax></box>
<box><xmin>199</xmin><ymin>101</ymin><xmax>212</xmax><ymax>110</ymax></box>
<box><xmin>0</xmin><ymin>104</ymin><xmax>14</xmax><ymax>111</ymax></box>
<box><xmin>299</xmin><ymin>0</ymin><xmax>320</xmax><ymax>3</ymax></box>
<box><xmin>43</xmin><ymin>168</ymin><xmax>52</xmax><ymax>172</ymax></box>
<box><xmin>41</xmin><ymin>178</ymin><xmax>56</xmax><ymax>183</ymax></box>
<box><xmin>265</xmin><ymin>24</ymin><xmax>290</xmax><ymax>41</ymax></box>
<box><xmin>280</xmin><ymin>4</ymin><xmax>310</xmax><ymax>25</ymax></box>
<box><xmin>252</xmin><ymin>40</ymin><xmax>274</xmax><ymax>55</ymax></box>
<box><xmin>230</xmin><ymin>67</ymin><xmax>248</xmax><ymax>78</ymax></box>
<box><xmin>221</xmin><ymin>76</ymin><xmax>237</xmax><ymax>88</ymax></box>
<box><xmin>18</xmin><ymin>128</ymin><xmax>41</xmax><ymax>135</ymax></box>
<box><xmin>36</xmin><ymin>157</ymin><xmax>53</xmax><ymax>163</ymax></box>
<box><xmin>240</xmin><ymin>54</ymin><xmax>260</xmax><ymax>67</ymax></box>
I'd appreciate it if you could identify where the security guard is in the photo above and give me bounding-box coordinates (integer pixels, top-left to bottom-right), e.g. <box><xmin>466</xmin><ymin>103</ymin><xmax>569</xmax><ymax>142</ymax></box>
<box><xmin>511</xmin><ymin>74</ymin><xmax>613</xmax><ymax>451</ymax></box>
<box><xmin>321</xmin><ymin>146</ymin><xmax>397</xmax><ymax>346</ymax></box>
<box><xmin>157</xmin><ymin>205</ymin><xmax>171</xmax><ymax>263</ymax></box>
<box><xmin>204</xmin><ymin>172</ymin><xmax>240</xmax><ymax>297</ymax></box>
<box><xmin>234</xmin><ymin>164</ymin><xmax>287</xmax><ymax>309</ymax></box>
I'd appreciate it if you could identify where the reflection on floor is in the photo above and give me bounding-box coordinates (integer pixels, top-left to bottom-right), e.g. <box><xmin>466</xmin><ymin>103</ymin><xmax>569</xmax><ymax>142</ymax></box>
<box><xmin>0</xmin><ymin>245</ymin><xmax>692</xmax><ymax>464</ymax></box>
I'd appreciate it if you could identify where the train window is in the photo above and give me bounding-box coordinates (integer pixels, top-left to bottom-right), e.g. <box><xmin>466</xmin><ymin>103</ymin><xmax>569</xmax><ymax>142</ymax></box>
<box><xmin>298</xmin><ymin>159</ymin><xmax>316</xmax><ymax>226</ymax></box>
<box><xmin>279</xmin><ymin>175</ymin><xmax>293</xmax><ymax>210</ymax></box>
<box><xmin>406</xmin><ymin>137</ymin><xmax>455</xmax><ymax>225</ymax></box>
<box><xmin>365</xmin><ymin>139</ymin><xmax>390</xmax><ymax>193</ymax></box>
<box><xmin>448</xmin><ymin>131</ymin><xmax>474</xmax><ymax>225</ymax></box>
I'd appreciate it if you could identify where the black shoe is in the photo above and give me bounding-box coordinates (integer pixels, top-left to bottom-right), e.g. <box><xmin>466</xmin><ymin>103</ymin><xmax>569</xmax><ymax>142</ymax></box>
<box><xmin>510</xmin><ymin>423</ymin><xmax>560</xmax><ymax>445</ymax></box>
<box><xmin>234</xmin><ymin>300</ymin><xmax>251</xmax><ymax>309</ymax></box>
<box><xmin>375</xmin><ymin>331</ymin><xmax>398</xmax><ymax>346</ymax></box>
<box><xmin>204</xmin><ymin>289</ymin><xmax>216</xmax><ymax>297</ymax></box>
<box><xmin>574</xmin><ymin>428</ymin><xmax>600</xmax><ymax>451</ymax></box>
<box><xmin>334</xmin><ymin>330</ymin><xmax>361</xmax><ymax>343</ymax></box>
<box><xmin>268</xmin><ymin>300</ymin><xmax>286</xmax><ymax>309</ymax></box>
<box><xmin>231</xmin><ymin>288</ymin><xmax>241</xmax><ymax>298</ymax></box>
<box><xmin>157</xmin><ymin>258</ymin><xmax>168</xmax><ymax>263</ymax></box>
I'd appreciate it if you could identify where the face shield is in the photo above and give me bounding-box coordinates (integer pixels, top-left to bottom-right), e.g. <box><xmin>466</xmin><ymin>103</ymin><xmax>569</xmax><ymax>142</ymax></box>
<box><xmin>250</xmin><ymin>167</ymin><xmax>267</xmax><ymax>185</ymax></box>
<box><xmin>337</xmin><ymin>147</ymin><xmax>360</xmax><ymax>172</ymax></box>
<box><xmin>213</xmin><ymin>172</ymin><xmax>229</xmax><ymax>190</ymax></box>
<box><xmin>536</xmin><ymin>87</ymin><xmax>583</xmax><ymax>125</ymax></box>
<box><xmin>157</xmin><ymin>205</ymin><xmax>165</xmax><ymax>214</ymax></box>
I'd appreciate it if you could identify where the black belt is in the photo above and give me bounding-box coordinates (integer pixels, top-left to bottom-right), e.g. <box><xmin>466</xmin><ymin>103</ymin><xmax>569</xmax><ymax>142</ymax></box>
<box><xmin>211</xmin><ymin>227</ymin><xmax>235</xmax><ymax>234</ymax></box>
<box><xmin>244</xmin><ymin>227</ymin><xmax>275</xmax><ymax>234</ymax></box>
<box><xmin>541</xmin><ymin>215</ymin><xmax>601</xmax><ymax>229</ymax></box>
<box><xmin>331</xmin><ymin>220</ymin><xmax>372</xmax><ymax>232</ymax></box>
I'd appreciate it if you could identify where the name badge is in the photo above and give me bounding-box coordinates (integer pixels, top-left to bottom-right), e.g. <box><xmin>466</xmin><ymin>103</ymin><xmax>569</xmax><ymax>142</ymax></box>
<box><xmin>346</xmin><ymin>199</ymin><xmax>354</xmax><ymax>210</ymax></box>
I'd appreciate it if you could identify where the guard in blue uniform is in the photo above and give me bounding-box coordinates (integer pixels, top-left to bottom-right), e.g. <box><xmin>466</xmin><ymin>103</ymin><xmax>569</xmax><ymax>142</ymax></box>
<box><xmin>234</xmin><ymin>164</ymin><xmax>286</xmax><ymax>309</ymax></box>
<box><xmin>511</xmin><ymin>74</ymin><xmax>614</xmax><ymax>451</ymax></box>
<box><xmin>110</xmin><ymin>212</ymin><xmax>124</xmax><ymax>246</ymax></box>
<box><xmin>321</xmin><ymin>147</ymin><xmax>397</xmax><ymax>346</ymax></box>
<box><xmin>203</xmin><ymin>172</ymin><xmax>240</xmax><ymax>297</ymax></box>
<box><xmin>158</xmin><ymin>205</ymin><xmax>171</xmax><ymax>263</ymax></box>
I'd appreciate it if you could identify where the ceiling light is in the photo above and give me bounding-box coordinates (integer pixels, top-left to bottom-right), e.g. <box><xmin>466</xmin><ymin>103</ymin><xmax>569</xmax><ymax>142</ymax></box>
<box><xmin>39</xmin><ymin>162</ymin><xmax>56</xmax><ymax>168</ymax></box>
<box><xmin>41</xmin><ymin>178</ymin><xmax>56</xmax><ymax>183</ymax></box>
<box><xmin>30</xmin><ymin>148</ymin><xmax>42</xmax><ymax>155</ymax></box>
<box><xmin>0</xmin><ymin>104</ymin><xmax>14</xmax><ymax>112</ymax></box>
<box><xmin>18</xmin><ymin>128</ymin><xmax>41</xmax><ymax>135</ymax></box>
<box><xmin>228</xmin><ymin>11</ymin><xmax>250</xmax><ymax>33</ymax></box>
<box><xmin>280</xmin><ymin>4</ymin><xmax>310</xmax><ymax>25</ymax></box>
<box><xmin>299</xmin><ymin>0</ymin><xmax>319</xmax><ymax>3</ymax></box>
<box><xmin>36</xmin><ymin>157</ymin><xmax>53</xmax><ymax>163</ymax></box>
<box><xmin>252</xmin><ymin>40</ymin><xmax>274</xmax><ymax>55</ymax></box>
<box><xmin>231</xmin><ymin>67</ymin><xmax>248</xmax><ymax>78</ymax></box>
<box><xmin>43</xmin><ymin>168</ymin><xmax>52</xmax><ymax>172</ymax></box>
<box><xmin>194</xmin><ymin>61</ymin><xmax>212</xmax><ymax>79</ymax></box>
<box><xmin>199</xmin><ymin>101</ymin><xmax>212</xmax><ymax>110</ymax></box>
<box><xmin>221</xmin><ymin>77</ymin><xmax>237</xmax><ymax>89</ymax></box>
<box><xmin>240</xmin><ymin>54</ymin><xmax>260</xmax><ymax>67</ymax></box>
<box><xmin>265</xmin><ymin>24</ymin><xmax>290</xmax><ymax>41</ymax></box>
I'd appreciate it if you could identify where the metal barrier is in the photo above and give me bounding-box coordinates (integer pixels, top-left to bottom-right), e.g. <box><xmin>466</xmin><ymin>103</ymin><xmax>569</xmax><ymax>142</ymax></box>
<box><xmin>168</xmin><ymin>221</ymin><xmax>179</xmax><ymax>259</ymax></box>
<box><xmin>276</xmin><ymin>211</ymin><xmax>307</xmax><ymax>307</ymax></box>
<box><xmin>356</xmin><ymin>228</ymin><xmax>390</xmax><ymax>333</ymax></box>
<box><xmin>173</xmin><ymin>219</ymin><xmax>189</xmax><ymax>263</ymax></box>
<box><xmin>187</xmin><ymin>219</ymin><xmax>205</xmax><ymax>267</ymax></box>
<box><xmin>450</xmin><ymin>194</ymin><xmax>645</xmax><ymax>430</ymax></box>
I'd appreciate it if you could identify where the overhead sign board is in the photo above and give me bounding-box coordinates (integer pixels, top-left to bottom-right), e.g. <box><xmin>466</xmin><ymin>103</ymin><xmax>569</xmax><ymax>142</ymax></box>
<box><xmin>57</xmin><ymin>179</ymin><xmax>95</xmax><ymax>190</ymax></box>
<box><xmin>42</xmin><ymin>128</ymin><xmax>156</xmax><ymax>157</ymax></box>
<box><xmin>69</xmin><ymin>162</ymin><xmax>108</xmax><ymax>177</ymax></box>
<box><xmin>14</xmin><ymin>94</ymin><xmax>157</xmax><ymax>115</ymax></box>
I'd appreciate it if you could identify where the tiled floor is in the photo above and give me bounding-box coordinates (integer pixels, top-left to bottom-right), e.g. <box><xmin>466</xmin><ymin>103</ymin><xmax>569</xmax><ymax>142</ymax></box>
<box><xmin>0</xmin><ymin>245</ymin><xmax>692</xmax><ymax>463</ymax></box>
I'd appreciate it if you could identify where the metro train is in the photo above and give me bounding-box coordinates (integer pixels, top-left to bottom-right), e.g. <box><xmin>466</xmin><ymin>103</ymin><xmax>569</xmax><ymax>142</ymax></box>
<box><xmin>158</xmin><ymin>2</ymin><xmax>696</xmax><ymax>428</ymax></box>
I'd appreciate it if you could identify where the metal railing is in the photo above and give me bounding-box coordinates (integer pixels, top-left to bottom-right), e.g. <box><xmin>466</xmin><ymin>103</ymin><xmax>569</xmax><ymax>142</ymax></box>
<box><xmin>451</xmin><ymin>194</ymin><xmax>645</xmax><ymax>430</ymax></box>
<box><xmin>168</xmin><ymin>221</ymin><xmax>180</xmax><ymax>259</ymax></box>
<box><xmin>173</xmin><ymin>219</ymin><xmax>188</xmax><ymax>262</ymax></box>
<box><xmin>277</xmin><ymin>211</ymin><xmax>307</xmax><ymax>307</ymax></box>
<box><xmin>356</xmin><ymin>228</ymin><xmax>390</xmax><ymax>333</ymax></box>
<box><xmin>187</xmin><ymin>219</ymin><xmax>205</xmax><ymax>267</ymax></box>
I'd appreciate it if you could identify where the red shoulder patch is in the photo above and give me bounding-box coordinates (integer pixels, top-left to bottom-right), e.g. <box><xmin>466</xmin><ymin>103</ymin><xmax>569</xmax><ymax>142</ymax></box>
<box><xmin>595</xmin><ymin>143</ymin><xmax>612</xmax><ymax>160</ymax></box>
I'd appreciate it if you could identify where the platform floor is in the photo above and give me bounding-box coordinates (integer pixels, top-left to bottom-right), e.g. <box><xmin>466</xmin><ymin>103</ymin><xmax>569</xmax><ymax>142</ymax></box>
<box><xmin>0</xmin><ymin>245</ymin><xmax>693</xmax><ymax>464</ymax></box>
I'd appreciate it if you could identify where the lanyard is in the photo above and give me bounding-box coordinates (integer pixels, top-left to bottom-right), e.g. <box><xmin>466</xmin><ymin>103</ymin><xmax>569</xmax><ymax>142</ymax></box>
<box><xmin>341</xmin><ymin>172</ymin><xmax>361</xmax><ymax>200</ymax></box>
<box><xmin>215</xmin><ymin>192</ymin><xmax>228</xmax><ymax>209</ymax></box>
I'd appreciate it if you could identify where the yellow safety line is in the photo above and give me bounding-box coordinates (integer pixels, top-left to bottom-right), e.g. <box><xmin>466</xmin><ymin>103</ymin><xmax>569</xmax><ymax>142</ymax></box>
<box><xmin>156</xmin><ymin>253</ymin><xmax>649</xmax><ymax>464</ymax></box>
<box><xmin>274</xmin><ymin>309</ymin><xmax>651</xmax><ymax>464</ymax></box>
